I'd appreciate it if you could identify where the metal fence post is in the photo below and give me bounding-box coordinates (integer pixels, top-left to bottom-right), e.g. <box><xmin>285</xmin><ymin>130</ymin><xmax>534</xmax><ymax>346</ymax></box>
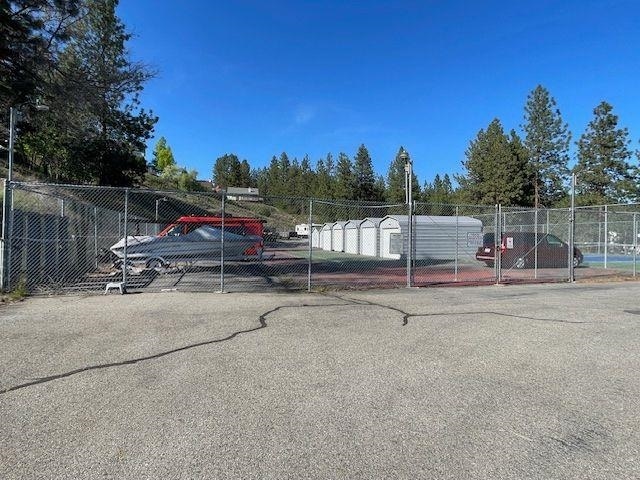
<box><xmin>455</xmin><ymin>206</ymin><xmax>459</xmax><ymax>282</ymax></box>
<box><xmin>122</xmin><ymin>189</ymin><xmax>129</xmax><ymax>288</ymax></box>
<box><xmin>546</xmin><ymin>210</ymin><xmax>550</xmax><ymax>234</ymax></box>
<box><xmin>569</xmin><ymin>174</ymin><xmax>576</xmax><ymax>282</ymax></box>
<box><xmin>308</xmin><ymin>199</ymin><xmax>313</xmax><ymax>292</ymax></box>
<box><xmin>94</xmin><ymin>206</ymin><xmax>98</xmax><ymax>269</ymax></box>
<box><xmin>218</xmin><ymin>193</ymin><xmax>226</xmax><ymax>293</ymax></box>
<box><xmin>634</xmin><ymin>212</ymin><xmax>637</xmax><ymax>278</ymax></box>
<box><xmin>6</xmin><ymin>185</ymin><xmax>16</xmax><ymax>290</ymax></box>
<box><xmin>496</xmin><ymin>204</ymin><xmax>502</xmax><ymax>284</ymax></box>
<box><xmin>604</xmin><ymin>205</ymin><xmax>608</xmax><ymax>269</ymax></box>
<box><xmin>406</xmin><ymin>200</ymin><xmax>412</xmax><ymax>288</ymax></box>
<box><xmin>534</xmin><ymin>208</ymin><xmax>538</xmax><ymax>279</ymax></box>
<box><xmin>0</xmin><ymin>179</ymin><xmax>9</xmax><ymax>291</ymax></box>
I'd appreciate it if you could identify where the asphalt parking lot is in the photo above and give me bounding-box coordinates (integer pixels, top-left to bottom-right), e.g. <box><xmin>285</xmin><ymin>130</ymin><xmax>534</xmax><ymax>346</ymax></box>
<box><xmin>1</xmin><ymin>281</ymin><xmax>640</xmax><ymax>479</ymax></box>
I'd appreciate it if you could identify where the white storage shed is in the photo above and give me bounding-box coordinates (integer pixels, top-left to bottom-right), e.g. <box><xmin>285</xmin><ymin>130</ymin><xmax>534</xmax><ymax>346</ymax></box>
<box><xmin>331</xmin><ymin>221</ymin><xmax>348</xmax><ymax>252</ymax></box>
<box><xmin>359</xmin><ymin>217</ymin><xmax>383</xmax><ymax>257</ymax></box>
<box><xmin>379</xmin><ymin>215</ymin><xmax>483</xmax><ymax>260</ymax></box>
<box><xmin>311</xmin><ymin>225</ymin><xmax>322</xmax><ymax>248</ymax></box>
<box><xmin>320</xmin><ymin>223</ymin><xmax>334</xmax><ymax>251</ymax></box>
<box><xmin>343</xmin><ymin>220</ymin><xmax>360</xmax><ymax>254</ymax></box>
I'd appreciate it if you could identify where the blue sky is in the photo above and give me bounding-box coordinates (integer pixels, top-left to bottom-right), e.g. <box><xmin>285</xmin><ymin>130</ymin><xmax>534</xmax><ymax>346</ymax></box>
<box><xmin>117</xmin><ymin>0</ymin><xmax>639</xmax><ymax>186</ymax></box>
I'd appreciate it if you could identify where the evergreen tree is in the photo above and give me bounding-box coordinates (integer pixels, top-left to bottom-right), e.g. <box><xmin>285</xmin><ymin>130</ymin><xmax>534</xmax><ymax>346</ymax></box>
<box><xmin>238</xmin><ymin>159</ymin><xmax>252</xmax><ymax>187</ymax></box>
<box><xmin>264</xmin><ymin>155</ymin><xmax>280</xmax><ymax>195</ymax></box>
<box><xmin>352</xmin><ymin>144</ymin><xmax>376</xmax><ymax>201</ymax></box>
<box><xmin>334</xmin><ymin>152</ymin><xmax>354</xmax><ymax>200</ymax></box>
<box><xmin>277</xmin><ymin>151</ymin><xmax>291</xmax><ymax>196</ymax></box>
<box><xmin>313</xmin><ymin>157</ymin><xmax>332</xmax><ymax>199</ymax></box>
<box><xmin>429</xmin><ymin>174</ymin><xmax>455</xmax><ymax>204</ymax></box>
<box><xmin>522</xmin><ymin>85</ymin><xmax>571</xmax><ymax>207</ymax></box>
<box><xmin>458</xmin><ymin>119</ymin><xmax>529</xmax><ymax>206</ymax></box>
<box><xmin>575</xmin><ymin>101</ymin><xmax>634</xmax><ymax>204</ymax></box>
<box><xmin>372</xmin><ymin>175</ymin><xmax>386</xmax><ymax>202</ymax></box>
<box><xmin>212</xmin><ymin>153</ymin><xmax>242</xmax><ymax>188</ymax></box>
<box><xmin>298</xmin><ymin>154</ymin><xmax>314</xmax><ymax>197</ymax></box>
<box><xmin>386</xmin><ymin>147</ymin><xmax>420</xmax><ymax>204</ymax></box>
<box><xmin>20</xmin><ymin>0</ymin><xmax>157</xmax><ymax>185</ymax></box>
<box><xmin>152</xmin><ymin>136</ymin><xmax>175</xmax><ymax>172</ymax></box>
<box><xmin>1</xmin><ymin>0</ymin><xmax>81</xmax><ymax>107</ymax></box>
<box><xmin>386</xmin><ymin>147</ymin><xmax>408</xmax><ymax>203</ymax></box>
<box><xmin>508</xmin><ymin>129</ymin><xmax>535</xmax><ymax>206</ymax></box>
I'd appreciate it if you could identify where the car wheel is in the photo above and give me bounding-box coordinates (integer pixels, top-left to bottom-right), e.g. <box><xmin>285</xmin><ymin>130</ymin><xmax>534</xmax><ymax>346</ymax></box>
<box><xmin>146</xmin><ymin>258</ymin><xmax>166</xmax><ymax>269</ymax></box>
<box><xmin>572</xmin><ymin>256</ymin><xmax>581</xmax><ymax>268</ymax></box>
<box><xmin>514</xmin><ymin>257</ymin><xmax>526</xmax><ymax>269</ymax></box>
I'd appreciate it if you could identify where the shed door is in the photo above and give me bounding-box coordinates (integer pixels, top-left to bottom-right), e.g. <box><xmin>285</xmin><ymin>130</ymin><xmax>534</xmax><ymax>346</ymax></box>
<box><xmin>361</xmin><ymin>226</ymin><xmax>376</xmax><ymax>256</ymax></box>
<box><xmin>345</xmin><ymin>228</ymin><xmax>358</xmax><ymax>254</ymax></box>
<box><xmin>322</xmin><ymin>230</ymin><xmax>332</xmax><ymax>250</ymax></box>
<box><xmin>333</xmin><ymin>228</ymin><xmax>344</xmax><ymax>252</ymax></box>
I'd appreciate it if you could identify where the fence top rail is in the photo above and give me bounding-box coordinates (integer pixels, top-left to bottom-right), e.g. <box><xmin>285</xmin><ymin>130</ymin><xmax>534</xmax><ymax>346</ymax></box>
<box><xmin>9</xmin><ymin>180</ymin><xmax>225</xmax><ymax>199</ymax></box>
<box><xmin>312</xmin><ymin>199</ymin><xmax>406</xmax><ymax>208</ymax></box>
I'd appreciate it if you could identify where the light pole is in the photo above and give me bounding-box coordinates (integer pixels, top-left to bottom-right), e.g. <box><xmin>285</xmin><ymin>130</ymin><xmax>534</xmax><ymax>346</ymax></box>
<box><xmin>400</xmin><ymin>148</ymin><xmax>413</xmax><ymax>287</ymax></box>
<box><xmin>1</xmin><ymin>102</ymin><xmax>49</xmax><ymax>291</ymax></box>
<box><xmin>155</xmin><ymin>197</ymin><xmax>168</xmax><ymax>221</ymax></box>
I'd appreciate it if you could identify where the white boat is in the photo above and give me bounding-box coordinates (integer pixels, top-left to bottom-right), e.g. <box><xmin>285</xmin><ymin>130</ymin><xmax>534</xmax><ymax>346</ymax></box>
<box><xmin>110</xmin><ymin>225</ymin><xmax>263</xmax><ymax>267</ymax></box>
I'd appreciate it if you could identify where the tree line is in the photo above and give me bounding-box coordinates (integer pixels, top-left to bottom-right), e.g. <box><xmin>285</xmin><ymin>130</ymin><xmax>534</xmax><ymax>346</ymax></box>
<box><xmin>211</xmin><ymin>145</ymin><xmax>454</xmax><ymax>206</ymax></box>
<box><xmin>210</xmin><ymin>85</ymin><xmax>639</xmax><ymax>208</ymax></box>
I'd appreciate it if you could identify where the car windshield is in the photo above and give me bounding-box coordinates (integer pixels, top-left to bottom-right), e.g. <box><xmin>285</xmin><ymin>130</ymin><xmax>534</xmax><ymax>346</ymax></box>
<box><xmin>482</xmin><ymin>233</ymin><xmax>495</xmax><ymax>246</ymax></box>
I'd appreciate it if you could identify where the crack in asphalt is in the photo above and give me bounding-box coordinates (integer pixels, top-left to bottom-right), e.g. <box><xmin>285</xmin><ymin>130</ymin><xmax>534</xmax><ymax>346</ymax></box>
<box><xmin>326</xmin><ymin>293</ymin><xmax>587</xmax><ymax>326</ymax></box>
<box><xmin>0</xmin><ymin>302</ymin><xmax>351</xmax><ymax>395</ymax></box>
<box><xmin>0</xmin><ymin>294</ymin><xmax>585</xmax><ymax>395</ymax></box>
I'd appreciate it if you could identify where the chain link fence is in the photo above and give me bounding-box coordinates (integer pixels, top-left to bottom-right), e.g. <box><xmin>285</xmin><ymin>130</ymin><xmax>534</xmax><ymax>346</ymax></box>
<box><xmin>1</xmin><ymin>180</ymin><xmax>638</xmax><ymax>296</ymax></box>
<box><xmin>574</xmin><ymin>204</ymin><xmax>639</xmax><ymax>279</ymax></box>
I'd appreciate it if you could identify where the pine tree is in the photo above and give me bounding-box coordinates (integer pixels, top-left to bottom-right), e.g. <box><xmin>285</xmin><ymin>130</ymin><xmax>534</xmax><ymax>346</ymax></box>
<box><xmin>386</xmin><ymin>147</ymin><xmax>408</xmax><ymax>203</ymax></box>
<box><xmin>522</xmin><ymin>85</ymin><xmax>571</xmax><ymax>207</ymax></box>
<box><xmin>508</xmin><ymin>129</ymin><xmax>535</xmax><ymax>206</ymax></box>
<box><xmin>1</xmin><ymin>0</ymin><xmax>81</xmax><ymax>108</ymax></box>
<box><xmin>386</xmin><ymin>147</ymin><xmax>420</xmax><ymax>204</ymax></box>
<box><xmin>152</xmin><ymin>137</ymin><xmax>175</xmax><ymax>172</ymax></box>
<box><xmin>298</xmin><ymin>155</ymin><xmax>314</xmax><ymax>197</ymax></box>
<box><xmin>352</xmin><ymin>144</ymin><xmax>376</xmax><ymax>201</ymax></box>
<box><xmin>212</xmin><ymin>153</ymin><xmax>235</xmax><ymax>187</ymax></box>
<box><xmin>23</xmin><ymin>0</ymin><xmax>157</xmax><ymax>185</ymax></box>
<box><xmin>575</xmin><ymin>101</ymin><xmax>634</xmax><ymax>204</ymax></box>
<box><xmin>313</xmin><ymin>157</ymin><xmax>332</xmax><ymax>199</ymax></box>
<box><xmin>334</xmin><ymin>152</ymin><xmax>354</xmax><ymax>200</ymax></box>
<box><xmin>238</xmin><ymin>160</ymin><xmax>252</xmax><ymax>187</ymax></box>
<box><xmin>458</xmin><ymin>119</ymin><xmax>529</xmax><ymax>206</ymax></box>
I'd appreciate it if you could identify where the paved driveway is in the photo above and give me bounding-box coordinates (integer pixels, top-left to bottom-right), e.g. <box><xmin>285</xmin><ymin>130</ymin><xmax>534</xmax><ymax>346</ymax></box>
<box><xmin>1</xmin><ymin>282</ymin><xmax>639</xmax><ymax>479</ymax></box>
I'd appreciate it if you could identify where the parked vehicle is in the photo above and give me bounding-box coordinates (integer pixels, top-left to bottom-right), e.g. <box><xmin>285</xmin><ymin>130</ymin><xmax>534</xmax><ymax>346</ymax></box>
<box><xmin>475</xmin><ymin>232</ymin><xmax>583</xmax><ymax>269</ymax></box>
<box><xmin>110</xmin><ymin>216</ymin><xmax>264</xmax><ymax>268</ymax></box>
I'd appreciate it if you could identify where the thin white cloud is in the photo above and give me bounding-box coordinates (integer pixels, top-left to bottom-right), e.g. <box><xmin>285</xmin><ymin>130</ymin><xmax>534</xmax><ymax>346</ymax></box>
<box><xmin>294</xmin><ymin>104</ymin><xmax>316</xmax><ymax>125</ymax></box>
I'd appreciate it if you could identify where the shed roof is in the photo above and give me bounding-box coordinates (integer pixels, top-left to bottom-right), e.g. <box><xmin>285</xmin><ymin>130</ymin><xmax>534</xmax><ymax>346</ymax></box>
<box><xmin>381</xmin><ymin>215</ymin><xmax>482</xmax><ymax>227</ymax></box>
<box><xmin>360</xmin><ymin>217</ymin><xmax>383</xmax><ymax>227</ymax></box>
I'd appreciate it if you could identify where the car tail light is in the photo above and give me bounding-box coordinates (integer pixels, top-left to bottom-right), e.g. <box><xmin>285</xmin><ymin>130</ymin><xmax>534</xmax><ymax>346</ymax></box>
<box><xmin>500</xmin><ymin>240</ymin><xmax>506</xmax><ymax>253</ymax></box>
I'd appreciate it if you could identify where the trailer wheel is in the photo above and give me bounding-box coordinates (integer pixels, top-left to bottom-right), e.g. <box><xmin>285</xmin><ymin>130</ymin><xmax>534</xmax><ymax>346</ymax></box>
<box><xmin>146</xmin><ymin>258</ymin><xmax>167</xmax><ymax>269</ymax></box>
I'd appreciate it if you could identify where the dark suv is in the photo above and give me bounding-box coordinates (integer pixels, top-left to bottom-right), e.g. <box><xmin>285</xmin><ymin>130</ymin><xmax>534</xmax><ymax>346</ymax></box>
<box><xmin>476</xmin><ymin>232</ymin><xmax>583</xmax><ymax>269</ymax></box>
